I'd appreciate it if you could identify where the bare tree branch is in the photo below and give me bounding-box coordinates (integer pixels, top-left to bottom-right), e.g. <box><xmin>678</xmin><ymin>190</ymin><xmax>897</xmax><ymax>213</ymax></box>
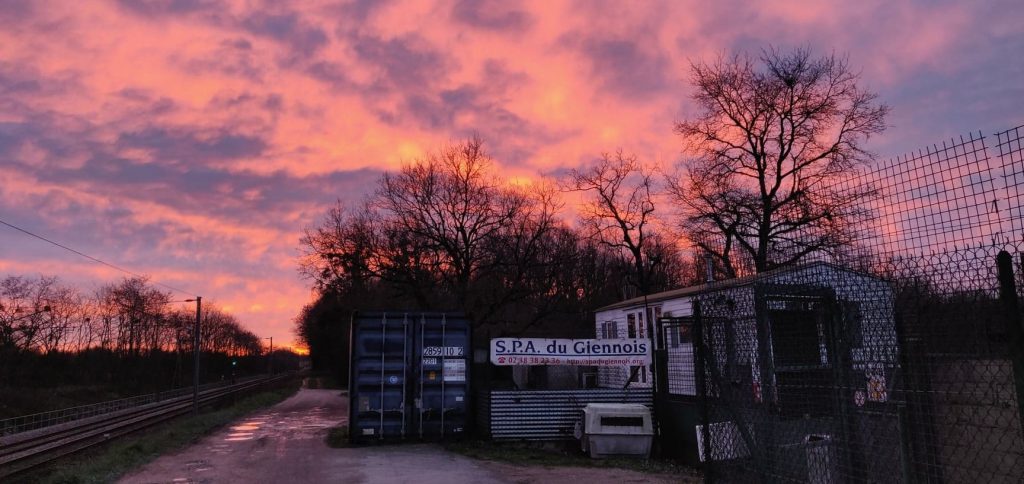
<box><xmin>671</xmin><ymin>47</ymin><xmax>889</xmax><ymax>274</ymax></box>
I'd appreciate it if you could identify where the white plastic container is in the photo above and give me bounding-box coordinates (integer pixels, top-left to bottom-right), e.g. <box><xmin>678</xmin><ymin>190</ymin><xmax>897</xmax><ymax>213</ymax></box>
<box><xmin>576</xmin><ymin>403</ymin><xmax>654</xmax><ymax>458</ymax></box>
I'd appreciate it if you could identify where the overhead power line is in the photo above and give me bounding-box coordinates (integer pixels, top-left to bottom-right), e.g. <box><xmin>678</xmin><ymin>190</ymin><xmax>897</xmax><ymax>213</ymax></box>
<box><xmin>0</xmin><ymin>217</ymin><xmax>196</xmax><ymax>296</ymax></box>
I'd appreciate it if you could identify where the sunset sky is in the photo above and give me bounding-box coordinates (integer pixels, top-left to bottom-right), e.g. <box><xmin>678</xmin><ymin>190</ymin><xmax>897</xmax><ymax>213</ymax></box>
<box><xmin>1</xmin><ymin>0</ymin><xmax>1022</xmax><ymax>348</ymax></box>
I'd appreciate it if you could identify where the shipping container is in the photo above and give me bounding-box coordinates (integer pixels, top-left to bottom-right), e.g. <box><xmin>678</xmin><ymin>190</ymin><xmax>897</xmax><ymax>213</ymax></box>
<box><xmin>348</xmin><ymin>312</ymin><xmax>471</xmax><ymax>444</ymax></box>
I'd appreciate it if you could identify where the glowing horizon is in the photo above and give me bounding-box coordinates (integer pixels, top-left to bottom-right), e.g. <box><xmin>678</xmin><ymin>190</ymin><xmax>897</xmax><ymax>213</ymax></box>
<box><xmin>1</xmin><ymin>0</ymin><xmax>1022</xmax><ymax>348</ymax></box>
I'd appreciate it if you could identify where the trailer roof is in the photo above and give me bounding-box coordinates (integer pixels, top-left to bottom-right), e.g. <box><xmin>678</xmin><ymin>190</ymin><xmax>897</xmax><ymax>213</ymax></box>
<box><xmin>595</xmin><ymin>261</ymin><xmax>878</xmax><ymax>312</ymax></box>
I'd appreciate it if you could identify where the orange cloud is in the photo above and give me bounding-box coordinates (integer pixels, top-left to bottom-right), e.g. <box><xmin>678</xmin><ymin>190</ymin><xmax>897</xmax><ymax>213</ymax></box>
<box><xmin>1</xmin><ymin>0</ymin><xmax>1020</xmax><ymax>349</ymax></box>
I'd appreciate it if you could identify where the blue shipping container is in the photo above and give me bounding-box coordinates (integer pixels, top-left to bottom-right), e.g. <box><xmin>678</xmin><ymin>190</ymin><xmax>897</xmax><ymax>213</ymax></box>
<box><xmin>348</xmin><ymin>312</ymin><xmax>471</xmax><ymax>443</ymax></box>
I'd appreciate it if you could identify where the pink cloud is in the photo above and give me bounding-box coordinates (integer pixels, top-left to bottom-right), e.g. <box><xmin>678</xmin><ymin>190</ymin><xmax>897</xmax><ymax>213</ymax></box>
<box><xmin>1</xmin><ymin>0</ymin><xmax>1021</xmax><ymax>346</ymax></box>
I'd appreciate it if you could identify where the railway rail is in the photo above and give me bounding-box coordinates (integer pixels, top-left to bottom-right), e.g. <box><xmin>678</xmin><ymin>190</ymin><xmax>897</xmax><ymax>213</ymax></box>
<box><xmin>0</xmin><ymin>374</ymin><xmax>292</xmax><ymax>478</ymax></box>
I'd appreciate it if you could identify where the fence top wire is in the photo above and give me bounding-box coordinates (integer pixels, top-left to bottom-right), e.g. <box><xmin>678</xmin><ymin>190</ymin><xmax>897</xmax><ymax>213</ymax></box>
<box><xmin>791</xmin><ymin>125</ymin><xmax>1020</xmax><ymax>272</ymax></box>
<box><xmin>611</xmin><ymin>126</ymin><xmax>1024</xmax><ymax>309</ymax></box>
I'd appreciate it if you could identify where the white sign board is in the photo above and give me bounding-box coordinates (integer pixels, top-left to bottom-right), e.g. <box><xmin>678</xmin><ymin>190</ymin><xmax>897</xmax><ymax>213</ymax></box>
<box><xmin>490</xmin><ymin>338</ymin><xmax>651</xmax><ymax>366</ymax></box>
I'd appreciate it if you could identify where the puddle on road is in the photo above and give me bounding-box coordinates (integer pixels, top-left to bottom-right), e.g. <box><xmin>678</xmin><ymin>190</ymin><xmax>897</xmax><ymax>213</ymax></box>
<box><xmin>208</xmin><ymin>443</ymin><xmax>231</xmax><ymax>453</ymax></box>
<box><xmin>206</xmin><ymin>398</ymin><xmax>346</xmax><ymax>448</ymax></box>
<box><xmin>223</xmin><ymin>418</ymin><xmax>263</xmax><ymax>442</ymax></box>
<box><xmin>184</xmin><ymin>459</ymin><xmax>210</xmax><ymax>471</ymax></box>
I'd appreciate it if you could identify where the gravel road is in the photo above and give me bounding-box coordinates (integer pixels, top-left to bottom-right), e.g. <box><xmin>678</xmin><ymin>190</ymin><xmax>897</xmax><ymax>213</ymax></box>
<box><xmin>119</xmin><ymin>382</ymin><xmax>686</xmax><ymax>484</ymax></box>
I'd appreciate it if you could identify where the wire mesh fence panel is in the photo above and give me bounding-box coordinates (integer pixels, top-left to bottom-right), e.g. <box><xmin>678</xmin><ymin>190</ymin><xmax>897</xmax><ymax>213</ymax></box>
<box><xmin>662</xmin><ymin>318</ymin><xmax>697</xmax><ymax>397</ymax></box>
<box><xmin>683</xmin><ymin>125</ymin><xmax>1024</xmax><ymax>483</ymax></box>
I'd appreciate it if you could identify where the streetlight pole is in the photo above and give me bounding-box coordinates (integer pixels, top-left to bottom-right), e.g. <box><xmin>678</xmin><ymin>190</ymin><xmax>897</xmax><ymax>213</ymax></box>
<box><xmin>187</xmin><ymin>296</ymin><xmax>201</xmax><ymax>415</ymax></box>
<box><xmin>264</xmin><ymin>336</ymin><xmax>273</xmax><ymax>375</ymax></box>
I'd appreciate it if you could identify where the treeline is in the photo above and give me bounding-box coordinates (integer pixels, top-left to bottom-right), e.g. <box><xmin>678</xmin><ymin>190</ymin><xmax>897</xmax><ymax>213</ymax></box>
<box><xmin>0</xmin><ymin>275</ymin><xmax>260</xmax><ymax>356</ymax></box>
<box><xmin>296</xmin><ymin>48</ymin><xmax>891</xmax><ymax>379</ymax></box>
<box><xmin>0</xmin><ymin>275</ymin><xmax>271</xmax><ymax>396</ymax></box>
<box><xmin>296</xmin><ymin>139</ymin><xmax>697</xmax><ymax>377</ymax></box>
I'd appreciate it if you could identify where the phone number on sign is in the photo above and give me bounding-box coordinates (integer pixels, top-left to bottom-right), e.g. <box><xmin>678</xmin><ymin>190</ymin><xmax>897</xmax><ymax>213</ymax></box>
<box><xmin>498</xmin><ymin>356</ymin><xmax>648</xmax><ymax>365</ymax></box>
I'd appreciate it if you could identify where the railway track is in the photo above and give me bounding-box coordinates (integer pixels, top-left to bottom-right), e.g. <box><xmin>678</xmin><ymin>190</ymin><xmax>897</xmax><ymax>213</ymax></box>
<box><xmin>0</xmin><ymin>374</ymin><xmax>292</xmax><ymax>478</ymax></box>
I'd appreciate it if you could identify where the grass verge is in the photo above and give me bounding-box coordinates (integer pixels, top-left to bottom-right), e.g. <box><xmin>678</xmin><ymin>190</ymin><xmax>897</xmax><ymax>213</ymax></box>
<box><xmin>446</xmin><ymin>439</ymin><xmax>696</xmax><ymax>477</ymax></box>
<box><xmin>13</xmin><ymin>377</ymin><xmax>302</xmax><ymax>484</ymax></box>
<box><xmin>324</xmin><ymin>424</ymin><xmax>349</xmax><ymax>448</ymax></box>
<box><xmin>303</xmin><ymin>374</ymin><xmax>344</xmax><ymax>390</ymax></box>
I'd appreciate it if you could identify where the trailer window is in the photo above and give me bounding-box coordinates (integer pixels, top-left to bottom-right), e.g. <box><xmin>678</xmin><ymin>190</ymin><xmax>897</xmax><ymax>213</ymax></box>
<box><xmin>601</xmin><ymin>321</ymin><xmax>619</xmax><ymax>339</ymax></box>
<box><xmin>769</xmin><ymin>304</ymin><xmax>835</xmax><ymax>418</ymax></box>
<box><xmin>771</xmin><ymin>309</ymin><xmax>829</xmax><ymax>369</ymax></box>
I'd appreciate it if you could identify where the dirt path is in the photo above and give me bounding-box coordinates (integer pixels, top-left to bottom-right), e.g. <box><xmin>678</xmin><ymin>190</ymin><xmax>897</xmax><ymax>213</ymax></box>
<box><xmin>119</xmin><ymin>383</ymin><xmax>509</xmax><ymax>484</ymax></box>
<box><xmin>120</xmin><ymin>383</ymin><xmax>690</xmax><ymax>483</ymax></box>
<box><xmin>119</xmin><ymin>385</ymin><xmax>348</xmax><ymax>483</ymax></box>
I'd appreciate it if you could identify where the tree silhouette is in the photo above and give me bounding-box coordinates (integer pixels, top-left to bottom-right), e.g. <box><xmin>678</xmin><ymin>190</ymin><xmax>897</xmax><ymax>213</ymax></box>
<box><xmin>563</xmin><ymin>151</ymin><xmax>664</xmax><ymax>295</ymax></box>
<box><xmin>671</xmin><ymin>47</ymin><xmax>889</xmax><ymax>276</ymax></box>
<box><xmin>298</xmin><ymin>137</ymin><xmax>693</xmax><ymax>345</ymax></box>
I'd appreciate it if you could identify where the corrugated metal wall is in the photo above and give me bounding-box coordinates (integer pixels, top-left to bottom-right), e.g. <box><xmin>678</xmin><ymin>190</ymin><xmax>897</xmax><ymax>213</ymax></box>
<box><xmin>484</xmin><ymin>389</ymin><xmax>653</xmax><ymax>441</ymax></box>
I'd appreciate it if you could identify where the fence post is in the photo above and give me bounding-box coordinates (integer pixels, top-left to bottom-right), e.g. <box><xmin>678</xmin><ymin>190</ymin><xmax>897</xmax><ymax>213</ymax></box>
<box><xmin>893</xmin><ymin>306</ymin><xmax>919</xmax><ymax>484</ymax></box>
<box><xmin>827</xmin><ymin>295</ymin><xmax>863</xmax><ymax>482</ymax></box>
<box><xmin>693</xmin><ymin>299</ymin><xmax>714</xmax><ymax>484</ymax></box>
<box><xmin>996</xmin><ymin>251</ymin><xmax>1024</xmax><ymax>438</ymax></box>
<box><xmin>653</xmin><ymin>319</ymin><xmax>669</xmax><ymax>459</ymax></box>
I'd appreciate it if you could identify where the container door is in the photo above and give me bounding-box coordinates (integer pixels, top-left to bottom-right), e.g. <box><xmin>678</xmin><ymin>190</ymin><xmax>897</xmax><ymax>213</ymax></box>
<box><xmin>414</xmin><ymin>313</ymin><xmax>469</xmax><ymax>439</ymax></box>
<box><xmin>351</xmin><ymin>313</ymin><xmax>412</xmax><ymax>441</ymax></box>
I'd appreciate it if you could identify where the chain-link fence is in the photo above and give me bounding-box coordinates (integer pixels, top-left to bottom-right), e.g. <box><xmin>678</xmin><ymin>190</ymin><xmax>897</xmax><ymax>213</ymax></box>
<box><xmin>680</xmin><ymin>125</ymin><xmax>1024</xmax><ymax>483</ymax></box>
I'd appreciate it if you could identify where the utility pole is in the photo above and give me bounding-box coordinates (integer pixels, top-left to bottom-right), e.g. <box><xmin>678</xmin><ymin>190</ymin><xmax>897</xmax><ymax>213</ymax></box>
<box><xmin>265</xmin><ymin>336</ymin><xmax>273</xmax><ymax>375</ymax></box>
<box><xmin>188</xmin><ymin>296</ymin><xmax>201</xmax><ymax>415</ymax></box>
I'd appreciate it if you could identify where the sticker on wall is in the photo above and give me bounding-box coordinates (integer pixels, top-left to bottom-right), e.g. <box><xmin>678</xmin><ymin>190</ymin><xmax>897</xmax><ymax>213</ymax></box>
<box><xmin>867</xmin><ymin>371</ymin><xmax>888</xmax><ymax>402</ymax></box>
<box><xmin>443</xmin><ymin>359</ymin><xmax>466</xmax><ymax>382</ymax></box>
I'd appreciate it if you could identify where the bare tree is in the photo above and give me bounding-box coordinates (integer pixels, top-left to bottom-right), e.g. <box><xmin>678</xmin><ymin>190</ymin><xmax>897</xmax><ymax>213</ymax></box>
<box><xmin>38</xmin><ymin>283</ymin><xmax>83</xmax><ymax>353</ymax></box>
<box><xmin>299</xmin><ymin>137</ymin><xmax>610</xmax><ymax>337</ymax></box>
<box><xmin>376</xmin><ymin>137</ymin><xmax>531</xmax><ymax>309</ymax></box>
<box><xmin>671</xmin><ymin>47</ymin><xmax>889</xmax><ymax>276</ymax></box>
<box><xmin>177</xmin><ymin>303</ymin><xmax>258</xmax><ymax>356</ymax></box>
<box><xmin>299</xmin><ymin>201</ymin><xmax>379</xmax><ymax>297</ymax></box>
<box><xmin>563</xmin><ymin>151</ymin><xmax>662</xmax><ymax>294</ymax></box>
<box><xmin>474</xmin><ymin>181</ymin><xmax>563</xmax><ymax>329</ymax></box>
<box><xmin>0</xmin><ymin>275</ymin><xmax>72</xmax><ymax>352</ymax></box>
<box><xmin>1</xmin><ymin>276</ymin><xmax>41</xmax><ymax>351</ymax></box>
<box><xmin>97</xmin><ymin>277</ymin><xmax>172</xmax><ymax>356</ymax></box>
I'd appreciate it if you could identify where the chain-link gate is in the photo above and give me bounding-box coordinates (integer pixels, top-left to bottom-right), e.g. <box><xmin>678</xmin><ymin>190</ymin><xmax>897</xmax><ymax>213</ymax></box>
<box><xmin>655</xmin><ymin>317</ymin><xmax>700</xmax><ymax>463</ymax></box>
<box><xmin>694</xmin><ymin>277</ymin><xmax>904</xmax><ymax>482</ymax></box>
